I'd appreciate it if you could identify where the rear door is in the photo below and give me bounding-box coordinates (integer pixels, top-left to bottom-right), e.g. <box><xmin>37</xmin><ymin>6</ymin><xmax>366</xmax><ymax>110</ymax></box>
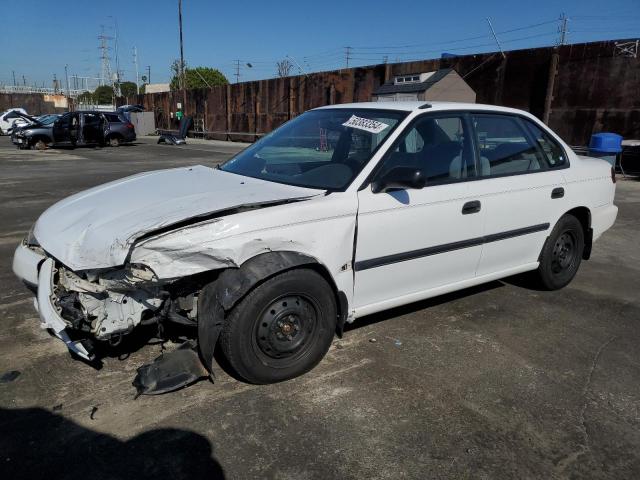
<box><xmin>469</xmin><ymin>113</ymin><xmax>569</xmax><ymax>276</ymax></box>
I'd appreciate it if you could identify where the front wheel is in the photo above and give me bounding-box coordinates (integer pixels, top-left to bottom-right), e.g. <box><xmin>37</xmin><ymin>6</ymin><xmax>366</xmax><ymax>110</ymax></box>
<box><xmin>535</xmin><ymin>214</ymin><xmax>584</xmax><ymax>290</ymax></box>
<box><xmin>217</xmin><ymin>269</ymin><xmax>337</xmax><ymax>384</ymax></box>
<box><xmin>33</xmin><ymin>138</ymin><xmax>48</xmax><ymax>150</ymax></box>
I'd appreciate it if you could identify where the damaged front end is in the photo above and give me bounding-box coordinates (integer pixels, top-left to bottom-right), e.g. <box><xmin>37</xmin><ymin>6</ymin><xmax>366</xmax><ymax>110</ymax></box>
<box><xmin>13</xmin><ymin>239</ymin><xmax>204</xmax><ymax>366</ymax></box>
<box><xmin>13</xmin><ymin>240</ymin><xmax>211</xmax><ymax>395</ymax></box>
<box><xmin>57</xmin><ymin>264</ymin><xmax>166</xmax><ymax>345</ymax></box>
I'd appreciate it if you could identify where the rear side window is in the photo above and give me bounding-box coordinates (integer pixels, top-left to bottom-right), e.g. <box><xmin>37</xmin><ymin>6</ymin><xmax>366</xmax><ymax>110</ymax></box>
<box><xmin>104</xmin><ymin>113</ymin><xmax>123</xmax><ymax>123</ymax></box>
<box><xmin>472</xmin><ymin>114</ymin><xmax>545</xmax><ymax>176</ymax></box>
<box><xmin>523</xmin><ymin>120</ymin><xmax>567</xmax><ymax>168</ymax></box>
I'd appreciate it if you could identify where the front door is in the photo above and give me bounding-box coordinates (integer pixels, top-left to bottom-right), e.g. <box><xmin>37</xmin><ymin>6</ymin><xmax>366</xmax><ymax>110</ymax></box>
<box><xmin>354</xmin><ymin>113</ymin><xmax>484</xmax><ymax>313</ymax></box>
<box><xmin>52</xmin><ymin>113</ymin><xmax>73</xmax><ymax>144</ymax></box>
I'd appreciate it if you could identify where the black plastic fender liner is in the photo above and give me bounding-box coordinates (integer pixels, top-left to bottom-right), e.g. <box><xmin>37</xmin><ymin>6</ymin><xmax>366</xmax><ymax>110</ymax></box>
<box><xmin>197</xmin><ymin>251</ymin><xmax>349</xmax><ymax>373</ymax></box>
<box><xmin>216</xmin><ymin>251</ymin><xmax>320</xmax><ymax>311</ymax></box>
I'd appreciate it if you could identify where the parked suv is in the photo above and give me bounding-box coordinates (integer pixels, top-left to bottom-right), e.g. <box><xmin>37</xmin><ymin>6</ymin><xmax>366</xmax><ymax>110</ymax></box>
<box><xmin>12</xmin><ymin>111</ymin><xmax>136</xmax><ymax>149</ymax></box>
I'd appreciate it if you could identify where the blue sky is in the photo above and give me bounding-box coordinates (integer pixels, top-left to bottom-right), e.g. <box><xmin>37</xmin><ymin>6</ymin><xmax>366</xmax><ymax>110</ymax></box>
<box><xmin>2</xmin><ymin>0</ymin><xmax>639</xmax><ymax>87</ymax></box>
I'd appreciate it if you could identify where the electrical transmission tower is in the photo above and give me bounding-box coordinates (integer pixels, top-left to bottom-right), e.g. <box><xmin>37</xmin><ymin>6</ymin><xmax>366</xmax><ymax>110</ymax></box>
<box><xmin>98</xmin><ymin>26</ymin><xmax>114</xmax><ymax>89</ymax></box>
<box><xmin>557</xmin><ymin>13</ymin><xmax>569</xmax><ymax>46</ymax></box>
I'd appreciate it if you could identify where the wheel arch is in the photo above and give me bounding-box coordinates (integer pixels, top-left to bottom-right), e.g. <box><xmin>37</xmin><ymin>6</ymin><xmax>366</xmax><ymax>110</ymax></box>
<box><xmin>30</xmin><ymin>134</ymin><xmax>52</xmax><ymax>146</ymax></box>
<box><xmin>197</xmin><ymin>251</ymin><xmax>348</xmax><ymax>373</ymax></box>
<box><xmin>565</xmin><ymin>206</ymin><xmax>593</xmax><ymax>259</ymax></box>
<box><xmin>216</xmin><ymin>251</ymin><xmax>348</xmax><ymax>333</ymax></box>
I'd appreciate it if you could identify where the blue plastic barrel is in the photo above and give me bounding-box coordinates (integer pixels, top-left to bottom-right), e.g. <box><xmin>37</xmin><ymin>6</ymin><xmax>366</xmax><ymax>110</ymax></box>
<box><xmin>589</xmin><ymin>132</ymin><xmax>622</xmax><ymax>166</ymax></box>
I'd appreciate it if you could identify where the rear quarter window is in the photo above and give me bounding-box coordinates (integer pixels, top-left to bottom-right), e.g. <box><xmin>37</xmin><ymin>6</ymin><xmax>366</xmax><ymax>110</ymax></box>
<box><xmin>104</xmin><ymin>113</ymin><xmax>123</xmax><ymax>123</ymax></box>
<box><xmin>523</xmin><ymin>119</ymin><xmax>568</xmax><ymax>168</ymax></box>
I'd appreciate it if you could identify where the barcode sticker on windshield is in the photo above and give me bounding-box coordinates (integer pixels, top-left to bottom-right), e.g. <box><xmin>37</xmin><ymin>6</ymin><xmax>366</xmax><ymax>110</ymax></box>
<box><xmin>342</xmin><ymin>115</ymin><xmax>389</xmax><ymax>134</ymax></box>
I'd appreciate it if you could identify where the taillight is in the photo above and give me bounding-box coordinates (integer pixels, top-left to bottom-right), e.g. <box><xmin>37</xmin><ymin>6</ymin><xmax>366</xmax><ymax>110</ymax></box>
<box><xmin>611</xmin><ymin>166</ymin><xmax>616</xmax><ymax>183</ymax></box>
<box><xmin>126</xmin><ymin>123</ymin><xmax>134</xmax><ymax>129</ymax></box>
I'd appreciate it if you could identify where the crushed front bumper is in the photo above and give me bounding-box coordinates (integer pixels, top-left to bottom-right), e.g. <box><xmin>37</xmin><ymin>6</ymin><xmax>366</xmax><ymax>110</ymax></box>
<box><xmin>12</xmin><ymin>243</ymin><xmax>94</xmax><ymax>361</ymax></box>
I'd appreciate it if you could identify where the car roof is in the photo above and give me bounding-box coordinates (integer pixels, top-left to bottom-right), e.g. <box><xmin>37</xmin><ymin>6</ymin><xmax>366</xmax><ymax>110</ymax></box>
<box><xmin>313</xmin><ymin>101</ymin><xmax>531</xmax><ymax>116</ymax></box>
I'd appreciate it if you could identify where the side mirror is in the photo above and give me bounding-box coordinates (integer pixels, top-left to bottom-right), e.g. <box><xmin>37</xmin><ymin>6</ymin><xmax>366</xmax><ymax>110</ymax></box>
<box><xmin>371</xmin><ymin>167</ymin><xmax>426</xmax><ymax>193</ymax></box>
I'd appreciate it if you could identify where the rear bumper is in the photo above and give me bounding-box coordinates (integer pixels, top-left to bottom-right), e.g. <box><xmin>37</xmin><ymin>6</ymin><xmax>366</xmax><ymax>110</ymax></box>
<box><xmin>12</xmin><ymin>243</ymin><xmax>94</xmax><ymax>361</ymax></box>
<box><xmin>592</xmin><ymin>203</ymin><xmax>618</xmax><ymax>242</ymax></box>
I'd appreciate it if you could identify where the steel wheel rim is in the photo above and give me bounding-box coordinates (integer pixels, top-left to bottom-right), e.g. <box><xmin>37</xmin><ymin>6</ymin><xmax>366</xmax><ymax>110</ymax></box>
<box><xmin>551</xmin><ymin>230</ymin><xmax>576</xmax><ymax>274</ymax></box>
<box><xmin>254</xmin><ymin>294</ymin><xmax>319</xmax><ymax>364</ymax></box>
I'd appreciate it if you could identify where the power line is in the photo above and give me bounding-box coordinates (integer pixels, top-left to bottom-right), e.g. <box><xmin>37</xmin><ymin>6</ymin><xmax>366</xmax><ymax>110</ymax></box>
<box><xmin>351</xmin><ymin>18</ymin><xmax>558</xmax><ymax>50</ymax></box>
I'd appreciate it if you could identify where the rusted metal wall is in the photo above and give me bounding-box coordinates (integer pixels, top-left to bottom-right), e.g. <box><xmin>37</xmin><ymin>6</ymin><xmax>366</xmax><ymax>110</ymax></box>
<box><xmin>0</xmin><ymin>93</ymin><xmax>68</xmax><ymax>115</ymax></box>
<box><xmin>132</xmin><ymin>38</ymin><xmax>639</xmax><ymax>145</ymax></box>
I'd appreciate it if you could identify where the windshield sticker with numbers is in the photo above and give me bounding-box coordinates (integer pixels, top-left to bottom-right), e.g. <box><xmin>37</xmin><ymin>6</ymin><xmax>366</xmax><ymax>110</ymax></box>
<box><xmin>342</xmin><ymin>115</ymin><xmax>390</xmax><ymax>134</ymax></box>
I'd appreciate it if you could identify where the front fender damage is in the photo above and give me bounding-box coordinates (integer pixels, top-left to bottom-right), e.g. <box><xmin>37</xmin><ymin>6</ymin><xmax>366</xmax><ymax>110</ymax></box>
<box><xmin>197</xmin><ymin>251</ymin><xmax>321</xmax><ymax>372</ymax></box>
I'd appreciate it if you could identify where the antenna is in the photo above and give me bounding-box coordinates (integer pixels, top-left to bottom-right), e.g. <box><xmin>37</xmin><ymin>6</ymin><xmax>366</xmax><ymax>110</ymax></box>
<box><xmin>486</xmin><ymin>18</ymin><xmax>506</xmax><ymax>59</ymax></box>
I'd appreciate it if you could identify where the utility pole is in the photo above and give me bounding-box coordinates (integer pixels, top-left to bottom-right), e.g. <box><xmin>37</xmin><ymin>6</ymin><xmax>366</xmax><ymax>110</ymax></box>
<box><xmin>486</xmin><ymin>18</ymin><xmax>506</xmax><ymax>59</ymax></box>
<box><xmin>234</xmin><ymin>59</ymin><xmax>241</xmax><ymax>83</ymax></box>
<box><xmin>344</xmin><ymin>46</ymin><xmax>352</xmax><ymax>68</ymax></box>
<box><xmin>64</xmin><ymin>64</ymin><xmax>70</xmax><ymax>97</ymax></box>
<box><xmin>22</xmin><ymin>75</ymin><xmax>26</xmax><ymax>86</ymax></box>
<box><xmin>146</xmin><ymin>66</ymin><xmax>151</xmax><ymax>84</ymax></box>
<box><xmin>133</xmin><ymin>46</ymin><xmax>140</xmax><ymax>94</ymax></box>
<box><xmin>12</xmin><ymin>71</ymin><xmax>16</xmax><ymax>86</ymax></box>
<box><xmin>558</xmin><ymin>13</ymin><xmax>568</xmax><ymax>46</ymax></box>
<box><xmin>178</xmin><ymin>0</ymin><xmax>187</xmax><ymax>112</ymax></box>
<box><xmin>110</xmin><ymin>16</ymin><xmax>121</xmax><ymax>96</ymax></box>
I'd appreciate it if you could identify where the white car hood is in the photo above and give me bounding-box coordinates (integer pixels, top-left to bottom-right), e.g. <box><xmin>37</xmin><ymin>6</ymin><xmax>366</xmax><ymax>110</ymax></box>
<box><xmin>33</xmin><ymin>165</ymin><xmax>322</xmax><ymax>270</ymax></box>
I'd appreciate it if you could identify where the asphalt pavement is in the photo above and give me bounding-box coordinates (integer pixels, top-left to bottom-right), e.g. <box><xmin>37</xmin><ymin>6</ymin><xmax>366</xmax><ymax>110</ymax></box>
<box><xmin>1</xmin><ymin>136</ymin><xmax>639</xmax><ymax>479</ymax></box>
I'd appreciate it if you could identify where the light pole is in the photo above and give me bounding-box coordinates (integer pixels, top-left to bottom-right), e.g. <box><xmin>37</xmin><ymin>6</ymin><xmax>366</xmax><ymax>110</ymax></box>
<box><xmin>64</xmin><ymin>64</ymin><xmax>70</xmax><ymax>98</ymax></box>
<box><xmin>178</xmin><ymin>0</ymin><xmax>187</xmax><ymax>112</ymax></box>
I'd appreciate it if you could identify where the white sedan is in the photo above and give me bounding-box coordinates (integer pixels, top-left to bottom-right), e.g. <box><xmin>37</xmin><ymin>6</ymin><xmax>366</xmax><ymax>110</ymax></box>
<box><xmin>12</xmin><ymin>101</ymin><xmax>617</xmax><ymax>389</ymax></box>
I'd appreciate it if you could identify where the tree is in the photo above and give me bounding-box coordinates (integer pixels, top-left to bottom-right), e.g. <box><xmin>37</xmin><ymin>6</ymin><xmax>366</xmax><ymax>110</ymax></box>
<box><xmin>75</xmin><ymin>85</ymin><xmax>114</xmax><ymax>105</ymax></box>
<box><xmin>170</xmin><ymin>60</ymin><xmax>228</xmax><ymax>90</ymax></box>
<box><xmin>276</xmin><ymin>59</ymin><xmax>293</xmax><ymax>78</ymax></box>
<box><xmin>119</xmin><ymin>81</ymin><xmax>138</xmax><ymax>97</ymax></box>
<box><xmin>94</xmin><ymin>85</ymin><xmax>115</xmax><ymax>104</ymax></box>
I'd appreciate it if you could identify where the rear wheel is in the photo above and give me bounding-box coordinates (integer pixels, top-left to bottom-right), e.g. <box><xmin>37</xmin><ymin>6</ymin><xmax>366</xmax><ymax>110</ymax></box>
<box><xmin>217</xmin><ymin>269</ymin><xmax>336</xmax><ymax>384</ymax></box>
<box><xmin>535</xmin><ymin>214</ymin><xmax>584</xmax><ymax>290</ymax></box>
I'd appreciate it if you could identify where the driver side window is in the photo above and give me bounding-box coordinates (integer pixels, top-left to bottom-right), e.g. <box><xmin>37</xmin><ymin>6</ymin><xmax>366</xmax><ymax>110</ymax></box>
<box><xmin>378</xmin><ymin>115</ymin><xmax>474</xmax><ymax>183</ymax></box>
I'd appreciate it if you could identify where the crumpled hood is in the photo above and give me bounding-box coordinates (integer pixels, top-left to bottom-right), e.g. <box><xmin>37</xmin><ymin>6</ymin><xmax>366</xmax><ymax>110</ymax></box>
<box><xmin>34</xmin><ymin>165</ymin><xmax>321</xmax><ymax>270</ymax></box>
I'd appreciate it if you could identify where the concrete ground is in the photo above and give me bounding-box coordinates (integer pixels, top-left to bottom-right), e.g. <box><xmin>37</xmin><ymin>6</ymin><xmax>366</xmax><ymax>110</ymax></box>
<box><xmin>0</xmin><ymin>136</ymin><xmax>639</xmax><ymax>480</ymax></box>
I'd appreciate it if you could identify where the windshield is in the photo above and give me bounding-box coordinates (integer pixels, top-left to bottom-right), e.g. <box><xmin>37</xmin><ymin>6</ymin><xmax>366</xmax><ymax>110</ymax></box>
<box><xmin>37</xmin><ymin>115</ymin><xmax>57</xmax><ymax>125</ymax></box>
<box><xmin>220</xmin><ymin>108</ymin><xmax>407</xmax><ymax>190</ymax></box>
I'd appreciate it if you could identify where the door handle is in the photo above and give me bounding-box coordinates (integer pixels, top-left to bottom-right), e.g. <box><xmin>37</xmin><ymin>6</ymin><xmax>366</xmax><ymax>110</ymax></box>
<box><xmin>551</xmin><ymin>187</ymin><xmax>565</xmax><ymax>199</ymax></box>
<box><xmin>462</xmin><ymin>200</ymin><xmax>481</xmax><ymax>215</ymax></box>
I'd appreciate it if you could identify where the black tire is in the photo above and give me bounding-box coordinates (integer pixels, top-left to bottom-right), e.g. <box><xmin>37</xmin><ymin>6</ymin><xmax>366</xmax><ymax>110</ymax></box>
<box><xmin>33</xmin><ymin>138</ymin><xmax>48</xmax><ymax>150</ymax></box>
<box><xmin>535</xmin><ymin>214</ymin><xmax>584</xmax><ymax>290</ymax></box>
<box><xmin>218</xmin><ymin>269</ymin><xmax>337</xmax><ymax>384</ymax></box>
